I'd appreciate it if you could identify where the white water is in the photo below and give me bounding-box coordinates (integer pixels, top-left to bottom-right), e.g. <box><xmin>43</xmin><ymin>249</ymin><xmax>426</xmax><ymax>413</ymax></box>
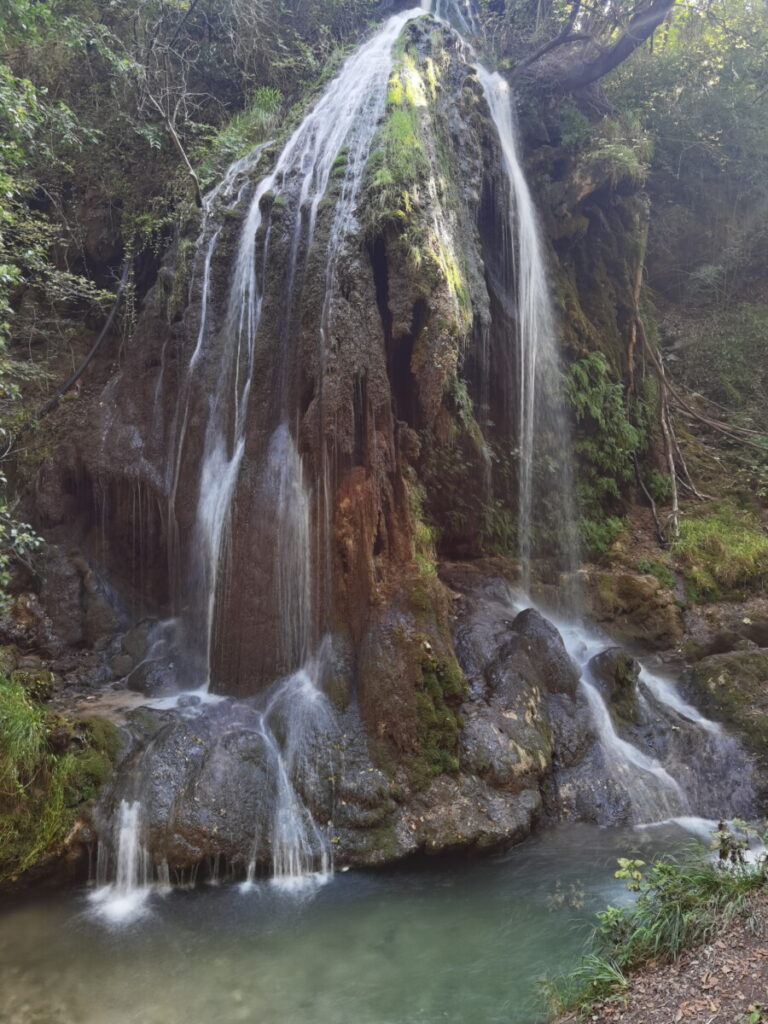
<box><xmin>90</xmin><ymin>801</ymin><xmax>154</xmax><ymax>925</ymax></box>
<box><xmin>505</xmin><ymin>590</ymin><xmax>752</xmax><ymax>824</ymax></box>
<box><xmin>476</xmin><ymin>69</ymin><xmax>577</xmax><ymax>592</ymax></box>
<box><xmin>172</xmin><ymin>9</ymin><xmax>425</xmax><ymax>691</ymax></box>
<box><xmin>242</xmin><ymin>644</ymin><xmax>338</xmax><ymax>887</ymax></box>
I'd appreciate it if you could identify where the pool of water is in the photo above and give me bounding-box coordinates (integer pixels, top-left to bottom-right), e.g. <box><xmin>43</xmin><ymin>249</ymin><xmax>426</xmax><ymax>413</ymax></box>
<box><xmin>0</xmin><ymin>822</ymin><xmax>708</xmax><ymax>1024</ymax></box>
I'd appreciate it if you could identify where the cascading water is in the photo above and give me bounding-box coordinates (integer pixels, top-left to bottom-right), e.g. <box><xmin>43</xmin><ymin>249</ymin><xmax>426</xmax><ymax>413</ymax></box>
<box><xmin>89</xmin><ymin>2</ymin><xmax>757</xmax><ymax>926</ymax></box>
<box><xmin>90</xmin><ymin>801</ymin><xmax>154</xmax><ymax>924</ymax></box>
<box><xmin>243</xmin><ymin>648</ymin><xmax>339</xmax><ymax>888</ymax></box>
<box><xmin>171</xmin><ymin>8</ymin><xmax>425</xmax><ymax>691</ymax></box>
<box><xmin>476</xmin><ymin>69</ymin><xmax>578</xmax><ymax>594</ymax></box>
<box><xmin>538</xmin><ymin>602</ymin><xmax>755</xmax><ymax>825</ymax></box>
<box><xmin>95</xmin><ymin>10</ymin><xmax>428</xmax><ymax>907</ymax></box>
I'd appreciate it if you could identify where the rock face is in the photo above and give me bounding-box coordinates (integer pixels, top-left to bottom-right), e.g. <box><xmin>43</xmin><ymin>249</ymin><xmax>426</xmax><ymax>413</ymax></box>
<box><xmin>682</xmin><ymin>599</ymin><xmax>768</xmax><ymax>661</ymax></box>
<box><xmin>581</xmin><ymin>570</ymin><xmax>684</xmax><ymax>650</ymax></box>
<box><xmin>97</xmin><ymin>571</ymin><xmax>671</xmax><ymax>874</ymax></box>
<box><xmin>687</xmin><ymin>650</ymin><xmax>768</xmax><ymax>763</ymax></box>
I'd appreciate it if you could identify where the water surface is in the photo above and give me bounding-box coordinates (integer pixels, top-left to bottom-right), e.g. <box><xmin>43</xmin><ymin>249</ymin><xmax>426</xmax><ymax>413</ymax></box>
<box><xmin>0</xmin><ymin>822</ymin><xmax>706</xmax><ymax>1024</ymax></box>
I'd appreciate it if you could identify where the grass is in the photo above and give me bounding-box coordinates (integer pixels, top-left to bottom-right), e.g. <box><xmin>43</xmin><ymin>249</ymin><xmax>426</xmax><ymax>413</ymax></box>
<box><xmin>672</xmin><ymin>500</ymin><xmax>768</xmax><ymax>600</ymax></box>
<box><xmin>0</xmin><ymin>675</ymin><xmax>121</xmax><ymax>883</ymax></box>
<box><xmin>0</xmin><ymin>677</ymin><xmax>47</xmax><ymax>798</ymax></box>
<box><xmin>546</xmin><ymin>826</ymin><xmax>768</xmax><ymax>1015</ymax></box>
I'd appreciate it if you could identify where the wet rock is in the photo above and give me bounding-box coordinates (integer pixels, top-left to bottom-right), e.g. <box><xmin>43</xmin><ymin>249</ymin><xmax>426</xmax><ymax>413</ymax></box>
<box><xmin>683</xmin><ymin>597</ymin><xmax>768</xmax><ymax>661</ymax></box>
<box><xmin>460</xmin><ymin>701</ymin><xmax>545</xmax><ymax>793</ymax></box>
<box><xmin>36</xmin><ymin>546</ymin><xmax>84</xmax><ymax>648</ymax></box>
<box><xmin>397</xmin><ymin>775</ymin><xmax>541</xmax><ymax>854</ymax></box>
<box><xmin>548</xmin><ymin>689</ymin><xmax>596</xmax><ymax>768</ymax></box>
<box><xmin>583</xmin><ymin>570</ymin><xmax>683</xmax><ymax>650</ymax></box>
<box><xmin>101</xmin><ymin>701</ymin><xmax>275</xmax><ymax>870</ymax></box>
<box><xmin>510</xmin><ymin>609</ymin><xmax>580</xmax><ymax>697</ymax></box>
<box><xmin>125</xmin><ymin>659</ymin><xmax>177</xmax><ymax>696</ymax></box>
<box><xmin>588</xmin><ymin>647</ymin><xmax>641</xmax><ymax>726</ymax></box>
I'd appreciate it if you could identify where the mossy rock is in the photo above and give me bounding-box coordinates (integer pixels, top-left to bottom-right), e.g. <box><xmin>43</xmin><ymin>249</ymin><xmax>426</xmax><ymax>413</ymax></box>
<box><xmin>10</xmin><ymin>669</ymin><xmax>55</xmax><ymax>703</ymax></box>
<box><xmin>687</xmin><ymin>650</ymin><xmax>768</xmax><ymax>754</ymax></box>
<box><xmin>411</xmin><ymin>649</ymin><xmax>468</xmax><ymax>789</ymax></box>
<box><xmin>0</xmin><ymin>647</ymin><xmax>19</xmax><ymax>674</ymax></box>
<box><xmin>0</xmin><ymin>685</ymin><xmax>122</xmax><ymax>885</ymax></box>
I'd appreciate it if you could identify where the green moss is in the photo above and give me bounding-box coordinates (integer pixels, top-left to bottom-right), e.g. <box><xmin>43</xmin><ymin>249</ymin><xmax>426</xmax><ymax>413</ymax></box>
<box><xmin>410</xmin><ymin>651</ymin><xmax>467</xmax><ymax>790</ymax></box>
<box><xmin>406</xmin><ymin>475</ymin><xmax>438</xmax><ymax>578</ymax></box>
<box><xmin>689</xmin><ymin>652</ymin><xmax>768</xmax><ymax>752</ymax></box>
<box><xmin>83</xmin><ymin>717</ymin><xmax>123</xmax><ymax>761</ymax></box>
<box><xmin>672</xmin><ymin>501</ymin><xmax>768</xmax><ymax>600</ymax></box>
<box><xmin>635</xmin><ymin>558</ymin><xmax>675</xmax><ymax>590</ymax></box>
<box><xmin>0</xmin><ymin>677</ymin><xmax>121</xmax><ymax>883</ymax></box>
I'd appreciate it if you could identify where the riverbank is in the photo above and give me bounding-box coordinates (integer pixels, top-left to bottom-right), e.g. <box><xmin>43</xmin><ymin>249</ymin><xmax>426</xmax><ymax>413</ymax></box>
<box><xmin>555</xmin><ymin>893</ymin><xmax>768</xmax><ymax>1023</ymax></box>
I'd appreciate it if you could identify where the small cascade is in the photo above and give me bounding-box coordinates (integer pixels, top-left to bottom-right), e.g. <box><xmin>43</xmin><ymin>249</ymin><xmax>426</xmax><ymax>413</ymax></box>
<box><xmin>548</xmin><ymin>609</ymin><xmax>755</xmax><ymax>824</ymax></box>
<box><xmin>90</xmin><ymin>800</ymin><xmax>154</xmax><ymax>924</ymax></box>
<box><xmin>579</xmin><ymin>673</ymin><xmax>689</xmax><ymax>822</ymax></box>
<box><xmin>243</xmin><ymin>647</ymin><xmax>339</xmax><ymax>889</ymax></box>
<box><xmin>476</xmin><ymin>69</ymin><xmax>577</xmax><ymax>592</ymax></box>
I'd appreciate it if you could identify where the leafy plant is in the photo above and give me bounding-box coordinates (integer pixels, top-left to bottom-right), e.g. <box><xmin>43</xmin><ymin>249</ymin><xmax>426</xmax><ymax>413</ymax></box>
<box><xmin>566</xmin><ymin>353</ymin><xmax>643</xmax><ymax>555</ymax></box>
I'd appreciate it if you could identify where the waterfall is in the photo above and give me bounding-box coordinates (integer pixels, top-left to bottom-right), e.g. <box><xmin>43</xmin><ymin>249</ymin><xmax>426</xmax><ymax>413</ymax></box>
<box><xmin>89</xmin><ymin>2</ymin><xmax>756</xmax><ymax>910</ymax></box>
<box><xmin>476</xmin><ymin>68</ymin><xmax>577</xmax><ymax>593</ymax></box>
<box><xmin>173</xmin><ymin>8</ymin><xmax>425</xmax><ymax>690</ymax></box>
<box><xmin>243</xmin><ymin>649</ymin><xmax>338</xmax><ymax>888</ymax></box>
<box><xmin>90</xmin><ymin>801</ymin><xmax>154</xmax><ymax>925</ymax></box>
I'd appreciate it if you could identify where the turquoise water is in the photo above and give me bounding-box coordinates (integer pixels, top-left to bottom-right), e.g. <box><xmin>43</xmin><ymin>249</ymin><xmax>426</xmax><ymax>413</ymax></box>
<box><xmin>0</xmin><ymin>823</ymin><xmax>701</xmax><ymax>1024</ymax></box>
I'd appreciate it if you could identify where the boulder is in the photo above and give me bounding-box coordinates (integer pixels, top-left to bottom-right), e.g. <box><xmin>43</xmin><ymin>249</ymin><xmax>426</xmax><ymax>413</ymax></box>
<box><xmin>583</xmin><ymin>570</ymin><xmax>683</xmax><ymax>650</ymax></box>
<box><xmin>588</xmin><ymin>647</ymin><xmax>641</xmax><ymax>726</ymax></box>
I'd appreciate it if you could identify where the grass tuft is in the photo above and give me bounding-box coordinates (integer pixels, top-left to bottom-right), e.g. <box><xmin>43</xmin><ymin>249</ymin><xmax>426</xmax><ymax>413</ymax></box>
<box><xmin>546</xmin><ymin>826</ymin><xmax>768</xmax><ymax>1015</ymax></box>
<box><xmin>672</xmin><ymin>500</ymin><xmax>768</xmax><ymax>599</ymax></box>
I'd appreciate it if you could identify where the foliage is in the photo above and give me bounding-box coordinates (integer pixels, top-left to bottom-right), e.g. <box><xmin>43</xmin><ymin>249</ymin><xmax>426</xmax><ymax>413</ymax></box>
<box><xmin>548</xmin><ymin>824</ymin><xmax>768</xmax><ymax>1013</ymax></box>
<box><xmin>566</xmin><ymin>352</ymin><xmax>642</xmax><ymax>555</ymax></box>
<box><xmin>608</xmin><ymin>0</ymin><xmax>768</xmax><ymax>303</ymax></box>
<box><xmin>674</xmin><ymin>305</ymin><xmax>768</xmax><ymax>427</ymax></box>
<box><xmin>672</xmin><ymin>500</ymin><xmax>768</xmax><ymax>600</ymax></box>
<box><xmin>580</xmin><ymin>515</ymin><xmax>626</xmax><ymax>557</ymax></box>
<box><xmin>635</xmin><ymin>557</ymin><xmax>675</xmax><ymax>589</ymax></box>
<box><xmin>0</xmin><ymin>676</ymin><xmax>47</xmax><ymax>798</ymax></box>
<box><xmin>0</xmin><ymin>673</ymin><xmax>121</xmax><ymax>882</ymax></box>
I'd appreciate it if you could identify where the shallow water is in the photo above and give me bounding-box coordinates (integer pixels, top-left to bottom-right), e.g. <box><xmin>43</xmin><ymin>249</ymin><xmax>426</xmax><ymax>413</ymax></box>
<box><xmin>0</xmin><ymin>822</ymin><xmax>709</xmax><ymax>1024</ymax></box>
